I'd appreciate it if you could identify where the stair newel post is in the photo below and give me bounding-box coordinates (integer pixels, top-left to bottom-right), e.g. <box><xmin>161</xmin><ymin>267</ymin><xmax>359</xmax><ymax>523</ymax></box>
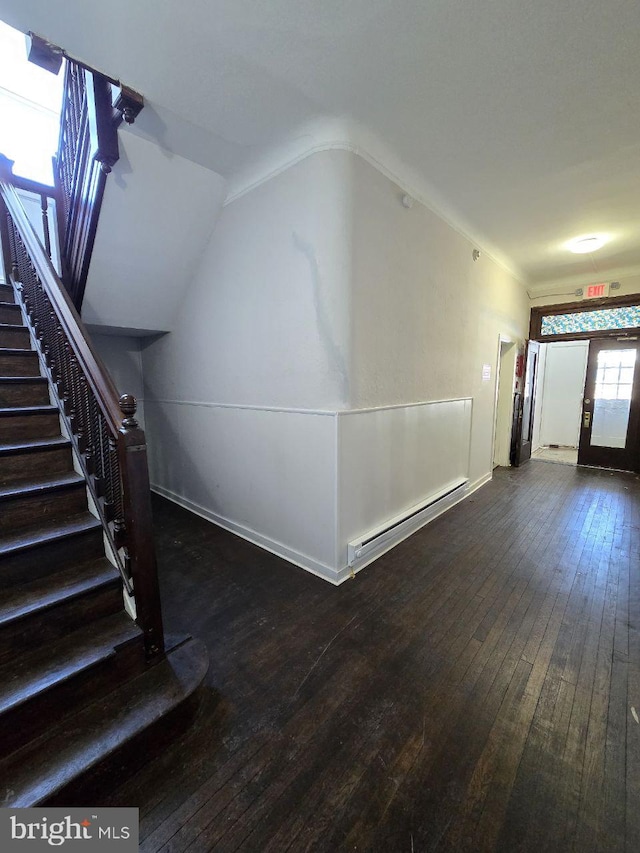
<box><xmin>117</xmin><ymin>395</ymin><xmax>164</xmax><ymax>662</ymax></box>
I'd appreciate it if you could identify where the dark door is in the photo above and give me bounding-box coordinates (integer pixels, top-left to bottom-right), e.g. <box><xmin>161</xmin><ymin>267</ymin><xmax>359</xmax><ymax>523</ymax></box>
<box><xmin>577</xmin><ymin>337</ymin><xmax>640</xmax><ymax>472</ymax></box>
<box><xmin>511</xmin><ymin>340</ymin><xmax>540</xmax><ymax>467</ymax></box>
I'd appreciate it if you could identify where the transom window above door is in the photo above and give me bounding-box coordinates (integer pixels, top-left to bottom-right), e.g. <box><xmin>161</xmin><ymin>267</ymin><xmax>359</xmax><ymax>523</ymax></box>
<box><xmin>530</xmin><ymin>295</ymin><xmax>640</xmax><ymax>343</ymax></box>
<box><xmin>540</xmin><ymin>305</ymin><xmax>640</xmax><ymax>337</ymax></box>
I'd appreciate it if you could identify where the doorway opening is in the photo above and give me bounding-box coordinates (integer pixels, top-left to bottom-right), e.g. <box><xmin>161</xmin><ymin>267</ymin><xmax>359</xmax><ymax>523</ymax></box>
<box><xmin>492</xmin><ymin>337</ymin><xmax>516</xmax><ymax>469</ymax></box>
<box><xmin>531</xmin><ymin>340</ymin><xmax>588</xmax><ymax>466</ymax></box>
<box><xmin>530</xmin><ymin>336</ymin><xmax>640</xmax><ymax>472</ymax></box>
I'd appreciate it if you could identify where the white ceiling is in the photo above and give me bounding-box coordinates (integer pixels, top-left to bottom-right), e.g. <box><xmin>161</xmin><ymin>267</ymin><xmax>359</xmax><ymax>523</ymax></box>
<box><xmin>1</xmin><ymin>0</ymin><xmax>639</xmax><ymax>286</ymax></box>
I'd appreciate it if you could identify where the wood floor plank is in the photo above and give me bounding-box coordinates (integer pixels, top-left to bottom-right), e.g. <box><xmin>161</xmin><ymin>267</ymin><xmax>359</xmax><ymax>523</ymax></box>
<box><xmin>99</xmin><ymin>461</ymin><xmax>639</xmax><ymax>852</ymax></box>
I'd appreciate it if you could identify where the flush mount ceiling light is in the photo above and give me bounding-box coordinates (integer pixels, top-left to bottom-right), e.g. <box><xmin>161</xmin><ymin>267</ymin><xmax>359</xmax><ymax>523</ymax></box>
<box><xmin>566</xmin><ymin>234</ymin><xmax>608</xmax><ymax>254</ymax></box>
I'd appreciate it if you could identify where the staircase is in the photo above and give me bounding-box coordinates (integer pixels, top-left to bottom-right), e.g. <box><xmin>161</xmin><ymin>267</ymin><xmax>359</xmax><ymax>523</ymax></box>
<box><xmin>0</xmin><ymin>280</ymin><xmax>207</xmax><ymax>805</ymax></box>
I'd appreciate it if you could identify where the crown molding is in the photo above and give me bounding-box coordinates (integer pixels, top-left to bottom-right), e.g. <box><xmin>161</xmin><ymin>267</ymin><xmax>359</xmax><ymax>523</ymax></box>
<box><xmin>223</xmin><ymin>119</ymin><xmax>525</xmax><ymax>285</ymax></box>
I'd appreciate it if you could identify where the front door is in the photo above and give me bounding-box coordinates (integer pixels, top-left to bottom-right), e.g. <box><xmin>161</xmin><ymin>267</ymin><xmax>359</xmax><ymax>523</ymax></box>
<box><xmin>578</xmin><ymin>338</ymin><xmax>640</xmax><ymax>472</ymax></box>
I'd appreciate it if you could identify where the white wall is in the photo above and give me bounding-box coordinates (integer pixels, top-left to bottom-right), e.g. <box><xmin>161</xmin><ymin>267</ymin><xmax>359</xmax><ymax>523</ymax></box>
<box><xmin>348</xmin><ymin>155</ymin><xmax>529</xmax><ymax>488</ymax></box>
<box><xmin>90</xmin><ymin>331</ymin><xmax>146</xmax><ymax>428</ymax></box>
<box><xmin>146</xmin><ymin>404</ymin><xmax>338</xmax><ymax>578</ymax></box>
<box><xmin>141</xmin><ymin>149</ymin><xmax>530</xmax><ymax>582</ymax></box>
<box><xmin>82</xmin><ymin>130</ymin><xmax>227</xmax><ymax>334</ymax></box>
<box><xmin>141</xmin><ymin>150</ymin><xmax>353</xmax><ymax>580</ymax></box>
<box><xmin>538</xmin><ymin>340</ymin><xmax>589</xmax><ymax>447</ymax></box>
<box><xmin>142</xmin><ymin>150</ymin><xmax>352</xmax><ymax>410</ymax></box>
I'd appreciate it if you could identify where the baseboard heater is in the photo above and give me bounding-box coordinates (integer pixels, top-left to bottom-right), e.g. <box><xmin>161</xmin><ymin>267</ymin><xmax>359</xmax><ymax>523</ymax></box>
<box><xmin>347</xmin><ymin>477</ymin><xmax>468</xmax><ymax>569</ymax></box>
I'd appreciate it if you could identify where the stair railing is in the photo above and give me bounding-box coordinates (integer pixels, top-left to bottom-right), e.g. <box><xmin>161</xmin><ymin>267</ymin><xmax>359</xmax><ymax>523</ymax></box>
<box><xmin>1</xmin><ymin>173</ymin><xmax>58</xmax><ymax>265</ymax></box>
<box><xmin>54</xmin><ymin>57</ymin><xmax>143</xmax><ymax>309</ymax></box>
<box><xmin>0</xmin><ymin>169</ymin><xmax>164</xmax><ymax>662</ymax></box>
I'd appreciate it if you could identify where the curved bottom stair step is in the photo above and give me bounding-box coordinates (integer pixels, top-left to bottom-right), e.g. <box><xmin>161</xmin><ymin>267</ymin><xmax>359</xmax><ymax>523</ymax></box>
<box><xmin>0</xmin><ymin>611</ymin><xmax>142</xmax><ymax>717</ymax></box>
<box><xmin>0</xmin><ymin>611</ymin><xmax>144</xmax><ymax>756</ymax></box>
<box><xmin>0</xmin><ymin>637</ymin><xmax>209</xmax><ymax>807</ymax></box>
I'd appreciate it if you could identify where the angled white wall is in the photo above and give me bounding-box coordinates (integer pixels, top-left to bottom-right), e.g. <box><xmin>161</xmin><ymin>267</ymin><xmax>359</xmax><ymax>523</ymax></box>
<box><xmin>141</xmin><ymin>151</ymin><xmax>352</xmax><ymax>581</ymax></box>
<box><xmin>89</xmin><ymin>331</ymin><xmax>146</xmax><ymax>427</ymax></box>
<box><xmin>141</xmin><ymin>148</ymin><xmax>529</xmax><ymax>582</ymax></box>
<box><xmin>141</xmin><ymin>150</ymin><xmax>352</xmax><ymax>410</ymax></box>
<box><xmin>82</xmin><ymin>130</ymin><xmax>226</xmax><ymax>334</ymax></box>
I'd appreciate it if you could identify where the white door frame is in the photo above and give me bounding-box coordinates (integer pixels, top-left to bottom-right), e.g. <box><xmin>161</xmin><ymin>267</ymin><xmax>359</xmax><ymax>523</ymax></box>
<box><xmin>492</xmin><ymin>335</ymin><xmax>517</xmax><ymax>468</ymax></box>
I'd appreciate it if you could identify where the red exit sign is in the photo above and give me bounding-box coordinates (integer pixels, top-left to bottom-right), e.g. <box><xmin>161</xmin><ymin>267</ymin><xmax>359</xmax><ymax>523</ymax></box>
<box><xmin>585</xmin><ymin>283</ymin><xmax>609</xmax><ymax>299</ymax></box>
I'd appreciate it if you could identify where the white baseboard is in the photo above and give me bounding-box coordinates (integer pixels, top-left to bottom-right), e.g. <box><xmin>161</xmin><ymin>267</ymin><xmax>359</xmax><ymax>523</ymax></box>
<box><xmin>152</xmin><ymin>470</ymin><xmax>495</xmax><ymax>588</ymax></box>
<box><xmin>467</xmin><ymin>471</ymin><xmax>493</xmax><ymax>495</ymax></box>
<box><xmin>150</xmin><ymin>483</ymin><xmax>342</xmax><ymax>585</ymax></box>
<box><xmin>336</xmin><ymin>475</ymin><xmax>488</xmax><ymax>583</ymax></box>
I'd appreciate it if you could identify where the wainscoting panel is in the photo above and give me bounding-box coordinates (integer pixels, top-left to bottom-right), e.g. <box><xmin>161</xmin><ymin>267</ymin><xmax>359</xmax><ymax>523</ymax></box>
<box><xmin>145</xmin><ymin>400</ymin><xmax>339</xmax><ymax>580</ymax></box>
<box><xmin>337</xmin><ymin>398</ymin><xmax>472</xmax><ymax>577</ymax></box>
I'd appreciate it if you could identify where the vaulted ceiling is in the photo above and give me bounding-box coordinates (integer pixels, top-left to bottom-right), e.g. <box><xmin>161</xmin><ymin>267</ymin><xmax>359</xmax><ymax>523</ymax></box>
<box><xmin>2</xmin><ymin>0</ymin><xmax>639</xmax><ymax>286</ymax></box>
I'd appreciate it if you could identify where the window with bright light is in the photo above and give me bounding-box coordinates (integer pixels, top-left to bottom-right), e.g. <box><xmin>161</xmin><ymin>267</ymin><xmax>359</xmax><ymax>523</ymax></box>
<box><xmin>591</xmin><ymin>348</ymin><xmax>637</xmax><ymax>448</ymax></box>
<box><xmin>594</xmin><ymin>349</ymin><xmax>636</xmax><ymax>401</ymax></box>
<box><xmin>0</xmin><ymin>20</ymin><xmax>64</xmax><ymax>185</ymax></box>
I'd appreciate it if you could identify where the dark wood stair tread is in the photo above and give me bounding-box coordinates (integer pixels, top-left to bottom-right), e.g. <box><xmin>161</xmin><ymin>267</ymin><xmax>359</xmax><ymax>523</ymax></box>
<box><xmin>0</xmin><ymin>348</ymin><xmax>37</xmax><ymax>357</ymax></box>
<box><xmin>0</xmin><ymin>512</ymin><xmax>101</xmax><ymax>558</ymax></box>
<box><xmin>0</xmin><ymin>436</ymin><xmax>70</xmax><ymax>456</ymax></box>
<box><xmin>0</xmin><ymin>276</ymin><xmax>189</xmax><ymax>806</ymax></box>
<box><xmin>0</xmin><ymin>637</ymin><xmax>208</xmax><ymax>807</ymax></box>
<box><xmin>0</xmin><ymin>612</ymin><xmax>141</xmax><ymax>718</ymax></box>
<box><xmin>0</xmin><ymin>405</ymin><xmax>57</xmax><ymax>417</ymax></box>
<box><xmin>0</xmin><ymin>321</ymin><xmax>25</xmax><ymax>329</ymax></box>
<box><xmin>0</xmin><ymin>323</ymin><xmax>32</xmax><ymax>352</ymax></box>
<box><xmin>0</xmin><ymin>306</ymin><xmax>23</xmax><ymax>325</ymax></box>
<box><xmin>0</xmin><ymin>558</ymin><xmax>119</xmax><ymax>628</ymax></box>
<box><xmin>0</xmin><ymin>471</ymin><xmax>84</xmax><ymax>501</ymax></box>
<box><xmin>0</xmin><ymin>377</ymin><xmax>47</xmax><ymax>385</ymax></box>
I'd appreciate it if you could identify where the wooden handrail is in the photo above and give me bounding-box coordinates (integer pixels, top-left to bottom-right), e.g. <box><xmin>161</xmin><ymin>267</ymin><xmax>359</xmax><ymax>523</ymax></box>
<box><xmin>0</xmin><ymin>170</ymin><xmax>164</xmax><ymax>662</ymax></box>
<box><xmin>0</xmin><ymin>157</ymin><xmax>58</xmax><ymax>266</ymax></box>
<box><xmin>4</xmin><ymin>173</ymin><xmax>55</xmax><ymax>197</ymax></box>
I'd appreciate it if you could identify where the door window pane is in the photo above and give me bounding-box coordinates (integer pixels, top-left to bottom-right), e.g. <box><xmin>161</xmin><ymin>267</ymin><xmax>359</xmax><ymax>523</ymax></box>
<box><xmin>591</xmin><ymin>348</ymin><xmax>636</xmax><ymax>447</ymax></box>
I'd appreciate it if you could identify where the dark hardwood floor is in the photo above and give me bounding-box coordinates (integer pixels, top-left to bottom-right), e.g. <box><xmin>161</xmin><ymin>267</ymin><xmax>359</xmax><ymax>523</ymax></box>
<box><xmin>103</xmin><ymin>461</ymin><xmax>640</xmax><ymax>852</ymax></box>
